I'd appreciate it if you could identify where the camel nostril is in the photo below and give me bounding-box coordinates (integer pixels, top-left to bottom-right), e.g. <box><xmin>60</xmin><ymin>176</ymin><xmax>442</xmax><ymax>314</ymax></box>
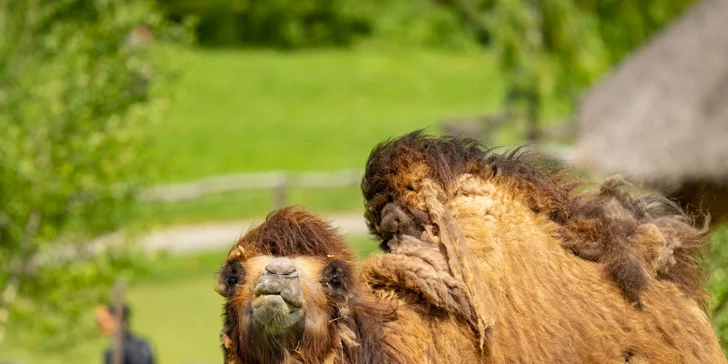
<box><xmin>265</xmin><ymin>257</ymin><xmax>298</xmax><ymax>276</ymax></box>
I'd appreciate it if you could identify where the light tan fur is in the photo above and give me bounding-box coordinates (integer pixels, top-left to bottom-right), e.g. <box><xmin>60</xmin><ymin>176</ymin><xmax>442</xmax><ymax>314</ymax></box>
<box><xmin>363</xmin><ymin>173</ymin><xmax>726</xmax><ymax>363</ymax></box>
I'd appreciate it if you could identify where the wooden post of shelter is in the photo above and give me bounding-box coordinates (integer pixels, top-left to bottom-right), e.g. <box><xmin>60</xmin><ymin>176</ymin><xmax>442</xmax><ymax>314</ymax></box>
<box><xmin>112</xmin><ymin>278</ymin><xmax>126</xmax><ymax>364</ymax></box>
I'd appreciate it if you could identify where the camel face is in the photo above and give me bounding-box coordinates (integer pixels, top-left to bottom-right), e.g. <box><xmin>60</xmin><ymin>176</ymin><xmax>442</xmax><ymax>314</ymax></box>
<box><xmin>217</xmin><ymin>207</ymin><xmax>389</xmax><ymax>364</ymax></box>
<box><xmin>220</xmin><ymin>253</ymin><xmax>345</xmax><ymax>340</ymax></box>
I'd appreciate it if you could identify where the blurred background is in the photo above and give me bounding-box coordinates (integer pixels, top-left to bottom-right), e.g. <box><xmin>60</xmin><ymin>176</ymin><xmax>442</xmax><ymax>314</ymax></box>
<box><xmin>0</xmin><ymin>0</ymin><xmax>726</xmax><ymax>362</ymax></box>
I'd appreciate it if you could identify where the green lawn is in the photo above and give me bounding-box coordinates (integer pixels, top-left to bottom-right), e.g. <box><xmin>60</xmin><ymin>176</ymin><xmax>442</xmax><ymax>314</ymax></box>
<box><xmin>139</xmin><ymin>48</ymin><xmax>572</xmax><ymax>226</ymax></box>
<box><xmin>153</xmin><ymin>48</ymin><xmax>507</xmax><ymax>183</ymax></box>
<box><xmin>1</xmin><ymin>235</ymin><xmax>380</xmax><ymax>364</ymax></box>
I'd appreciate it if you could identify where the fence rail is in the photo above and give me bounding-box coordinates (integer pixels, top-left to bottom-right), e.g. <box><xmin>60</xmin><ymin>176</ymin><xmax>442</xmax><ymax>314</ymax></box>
<box><xmin>138</xmin><ymin>169</ymin><xmax>364</xmax><ymax>206</ymax></box>
<box><xmin>138</xmin><ymin>144</ymin><xmax>575</xmax><ymax>207</ymax></box>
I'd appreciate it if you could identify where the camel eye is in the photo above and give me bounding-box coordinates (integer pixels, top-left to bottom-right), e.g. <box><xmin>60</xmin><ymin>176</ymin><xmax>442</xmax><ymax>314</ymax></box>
<box><xmin>328</xmin><ymin>275</ymin><xmax>342</xmax><ymax>287</ymax></box>
<box><xmin>225</xmin><ymin>275</ymin><xmax>239</xmax><ymax>288</ymax></box>
<box><xmin>322</xmin><ymin>261</ymin><xmax>350</xmax><ymax>297</ymax></box>
<box><xmin>220</xmin><ymin>260</ymin><xmax>243</xmax><ymax>293</ymax></box>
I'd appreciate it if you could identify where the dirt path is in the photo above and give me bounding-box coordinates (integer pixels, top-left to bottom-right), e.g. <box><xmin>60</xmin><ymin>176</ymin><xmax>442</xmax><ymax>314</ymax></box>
<box><xmin>138</xmin><ymin>211</ymin><xmax>368</xmax><ymax>254</ymax></box>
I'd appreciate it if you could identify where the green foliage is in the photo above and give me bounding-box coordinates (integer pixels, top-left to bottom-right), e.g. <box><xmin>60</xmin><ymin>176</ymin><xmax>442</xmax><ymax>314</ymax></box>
<box><xmin>707</xmin><ymin>226</ymin><xmax>728</xmax><ymax>353</ymax></box>
<box><xmin>158</xmin><ymin>0</ymin><xmax>489</xmax><ymax>50</ymax></box>
<box><xmin>357</xmin><ymin>0</ymin><xmax>482</xmax><ymax>50</ymax></box>
<box><xmin>0</xmin><ymin>0</ymin><xmax>189</xmax><ymax>351</ymax></box>
<box><xmin>6</xmin><ymin>250</ymin><xmax>150</xmax><ymax>350</ymax></box>
<box><xmin>485</xmin><ymin>0</ymin><xmax>597</xmax><ymax>100</ymax></box>
<box><xmin>584</xmin><ymin>0</ymin><xmax>696</xmax><ymax>62</ymax></box>
<box><xmin>159</xmin><ymin>0</ymin><xmax>371</xmax><ymax>48</ymax></box>
<box><xmin>1</xmin><ymin>235</ymin><xmax>377</xmax><ymax>364</ymax></box>
<box><xmin>484</xmin><ymin>0</ymin><xmax>696</xmax><ymax>116</ymax></box>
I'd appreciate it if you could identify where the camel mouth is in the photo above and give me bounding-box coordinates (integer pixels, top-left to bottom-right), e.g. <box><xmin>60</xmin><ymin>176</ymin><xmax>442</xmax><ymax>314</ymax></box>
<box><xmin>254</xmin><ymin>291</ymin><xmax>304</xmax><ymax>308</ymax></box>
<box><xmin>253</xmin><ymin>275</ymin><xmax>305</xmax><ymax>309</ymax></box>
<box><xmin>252</xmin><ymin>294</ymin><xmax>305</xmax><ymax>334</ymax></box>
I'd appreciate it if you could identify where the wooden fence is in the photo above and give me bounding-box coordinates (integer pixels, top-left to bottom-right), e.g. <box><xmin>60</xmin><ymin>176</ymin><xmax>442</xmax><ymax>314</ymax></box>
<box><xmin>137</xmin><ymin>144</ymin><xmax>575</xmax><ymax>207</ymax></box>
<box><xmin>138</xmin><ymin>169</ymin><xmax>364</xmax><ymax>208</ymax></box>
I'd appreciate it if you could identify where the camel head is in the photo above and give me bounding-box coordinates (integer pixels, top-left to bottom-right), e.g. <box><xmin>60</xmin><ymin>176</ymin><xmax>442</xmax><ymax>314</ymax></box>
<box><xmin>217</xmin><ymin>207</ymin><xmax>394</xmax><ymax>364</ymax></box>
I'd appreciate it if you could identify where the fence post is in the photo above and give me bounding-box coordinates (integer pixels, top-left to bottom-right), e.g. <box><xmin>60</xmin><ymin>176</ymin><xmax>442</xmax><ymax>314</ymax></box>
<box><xmin>273</xmin><ymin>173</ymin><xmax>287</xmax><ymax>210</ymax></box>
<box><xmin>112</xmin><ymin>278</ymin><xmax>125</xmax><ymax>364</ymax></box>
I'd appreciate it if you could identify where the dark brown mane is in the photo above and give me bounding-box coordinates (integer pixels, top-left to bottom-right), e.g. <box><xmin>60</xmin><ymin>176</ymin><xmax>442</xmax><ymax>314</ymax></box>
<box><xmin>362</xmin><ymin>130</ymin><xmax>710</xmax><ymax>307</ymax></box>
<box><xmin>238</xmin><ymin>206</ymin><xmax>354</xmax><ymax>260</ymax></box>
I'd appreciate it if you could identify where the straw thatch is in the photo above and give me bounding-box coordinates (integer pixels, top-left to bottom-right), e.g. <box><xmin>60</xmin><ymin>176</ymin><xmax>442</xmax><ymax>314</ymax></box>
<box><xmin>575</xmin><ymin>0</ymin><xmax>728</xmax><ymax>222</ymax></box>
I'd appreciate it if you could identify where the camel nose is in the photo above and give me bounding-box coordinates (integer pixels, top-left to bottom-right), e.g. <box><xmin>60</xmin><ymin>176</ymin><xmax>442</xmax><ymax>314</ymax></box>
<box><xmin>251</xmin><ymin>258</ymin><xmax>305</xmax><ymax>333</ymax></box>
<box><xmin>265</xmin><ymin>258</ymin><xmax>298</xmax><ymax>277</ymax></box>
<box><xmin>255</xmin><ymin>258</ymin><xmax>303</xmax><ymax>308</ymax></box>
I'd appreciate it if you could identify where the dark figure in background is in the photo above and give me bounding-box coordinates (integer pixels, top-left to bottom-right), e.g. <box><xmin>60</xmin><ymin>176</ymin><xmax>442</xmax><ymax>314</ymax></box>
<box><xmin>95</xmin><ymin>304</ymin><xmax>155</xmax><ymax>364</ymax></box>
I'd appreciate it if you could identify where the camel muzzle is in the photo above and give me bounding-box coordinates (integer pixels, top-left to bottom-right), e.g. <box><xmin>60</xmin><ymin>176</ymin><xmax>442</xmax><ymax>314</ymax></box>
<box><xmin>251</xmin><ymin>258</ymin><xmax>305</xmax><ymax>334</ymax></box>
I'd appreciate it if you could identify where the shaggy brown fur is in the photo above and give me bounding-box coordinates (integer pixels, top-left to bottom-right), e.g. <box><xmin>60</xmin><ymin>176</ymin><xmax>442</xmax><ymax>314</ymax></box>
<box><xmin>362</xmin><ymin>130</ymin><xmax>708</xmax><ymax>307</ymax></box>
<box><xmin>360</xmin><ymin>130</ymin><xmax>727</xmax><ymax>363</ymax></box>
<box><xmin>220</xmin><ymin>206</ymin><xmax>493</xmax><ymax>363</ymax></box>
<box><xmin>218</xmin><ymin>207</ymin><xmax>399</xmax><ymax>364</ymax></box>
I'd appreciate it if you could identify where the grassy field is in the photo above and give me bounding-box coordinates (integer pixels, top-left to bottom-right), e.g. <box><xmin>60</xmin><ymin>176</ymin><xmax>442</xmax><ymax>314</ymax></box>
<box><xmin>153</xmin><ymin>48</ymin><xmax>507</xmax><ymax>183</ymax></box>
<box><xmin>1</xmin><ymin>235</ymin><xmax>380</xmax><ymax>364</ymax></box>
<box><xmin>142</xmin><ymin>48</ymin><xmax>507</xmax><ymax>226</ymax></box>
<box><xmin>134</xmin><ymin>186</ymin><xmax>364</xmax><ymax>227</ymax></box>
<box><xmin>138</xmin><ymin>48</ymin><xmax>569</xmax><ymax>226</ymax></box>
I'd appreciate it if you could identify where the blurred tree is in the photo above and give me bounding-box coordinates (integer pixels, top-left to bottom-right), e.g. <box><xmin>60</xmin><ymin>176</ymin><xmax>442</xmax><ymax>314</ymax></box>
<box><xmin>158</xmin><ymin>0</ymin><xmax>371</xmax><ymax>48</ymax></box>
<box><xmin>355</xmin><ymin>0</ymin><xmax>483</xmax><ymax>50</ymax></box>
<box><xmin>479</xmin><ymin>0</ymin><xmax>695</xmax><ymax>139</ymax></box>
<box><xmin>0</xmin><ymin>0</ymin><xmax>190</xmax><ymax>351</ymax></box>
<box><xmin>157</xmin><ymin>0</ymin><xmax>489</xmax><ymax>50</ymax></box>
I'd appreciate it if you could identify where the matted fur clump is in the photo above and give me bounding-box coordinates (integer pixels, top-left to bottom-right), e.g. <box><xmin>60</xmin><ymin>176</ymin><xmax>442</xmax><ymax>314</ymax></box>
<box><xmin>362</xmin><ymin>130</ymin><xmax>709</xmax><ymax>308</ymax></box>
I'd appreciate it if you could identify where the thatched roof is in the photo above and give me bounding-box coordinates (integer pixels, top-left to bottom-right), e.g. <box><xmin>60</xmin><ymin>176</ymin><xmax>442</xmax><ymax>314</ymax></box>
<box><xmin>575</xmin><ymin>0</ymin><xmax>728</xmax><ymax>191</ymax></box>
